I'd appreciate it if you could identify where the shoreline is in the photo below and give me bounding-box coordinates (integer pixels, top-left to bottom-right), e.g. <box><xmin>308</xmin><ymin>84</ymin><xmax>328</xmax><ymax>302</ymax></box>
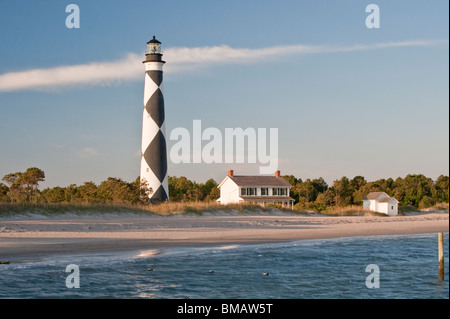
<box><xmin>0</xmin><ymin>211</ymin><xmax>448</xmax><ymax>261</ymax></box>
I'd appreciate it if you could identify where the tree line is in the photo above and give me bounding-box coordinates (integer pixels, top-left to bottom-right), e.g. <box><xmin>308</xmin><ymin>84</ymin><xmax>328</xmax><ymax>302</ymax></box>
<box><xmin>0</xmin><ymin>167</ymin><xmax>219</xmax><ymax>205</ymax></box>
<box><xmin>284</xmin><ymin>174</ymin><xmax>449</xmax><ymax>211</ymax></box>
<box><xmin>0</xmin><ymin>167</ymin><xmax>448</xmax><ymax>210</ymax></box>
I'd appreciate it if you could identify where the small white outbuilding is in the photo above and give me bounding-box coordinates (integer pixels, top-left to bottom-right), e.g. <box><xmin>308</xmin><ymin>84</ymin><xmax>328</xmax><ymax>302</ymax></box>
<box><xmin>362</xmin><ymin>192</ymin><xmax>399</xmax><ymax>216</ymax></box>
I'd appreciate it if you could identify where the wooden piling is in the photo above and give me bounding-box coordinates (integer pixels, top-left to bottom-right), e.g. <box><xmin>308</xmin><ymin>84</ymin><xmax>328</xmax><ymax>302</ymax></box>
<box><xmin>438</xmin><ymin>232</ymin><xmax>444</xmax><ymax>281</ymax></box>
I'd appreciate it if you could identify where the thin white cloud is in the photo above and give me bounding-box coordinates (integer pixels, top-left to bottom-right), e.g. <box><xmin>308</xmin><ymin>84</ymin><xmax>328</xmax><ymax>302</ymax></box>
<box><xmin>77</xmin><ymin>147</ymin><xmax>100</xmax><ymax>159</ymax></box>
<box><xmin>0</xmin><ymin>53</ymin><xmax>142</xmax><ymax>92</ymax></box>
<box><xmin>0</xmin><ymin>39</ymin><xmax>446</xmax><ymax>92</ymax></box>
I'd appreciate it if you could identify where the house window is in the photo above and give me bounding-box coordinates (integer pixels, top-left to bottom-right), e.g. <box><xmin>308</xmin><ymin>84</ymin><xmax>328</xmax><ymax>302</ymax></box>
<box><xmin>273</xmin><ymin>188</ymin><xmax>288</xmax><ymax>196</ymax></box>
<box><xmin>242</xmin><ymin>188</ymin><xmax>257</xmax><ymax>196</ymax></box>
<box><xmin>391</xmin><ymin>206</ymin><xmax>394</xmax><ymax>210</ymax></box>
<box><xmin>261</xmin><ymin>188</ymin><xmax>268</xmax><ymax>196</ymax></box>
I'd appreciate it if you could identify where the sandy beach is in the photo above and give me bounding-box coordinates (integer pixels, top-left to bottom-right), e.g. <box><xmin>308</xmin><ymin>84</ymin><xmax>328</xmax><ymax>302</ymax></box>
<box><xmin>0</xmin><ymin>210</ymin><xmax>448</xmax><ymax>260</ymax></box>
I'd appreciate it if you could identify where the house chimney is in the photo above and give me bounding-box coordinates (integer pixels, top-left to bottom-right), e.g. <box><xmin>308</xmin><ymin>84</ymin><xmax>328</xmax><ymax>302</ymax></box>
<box><xmin>228</xmin><ymin>170</ymin><xmax>234</xmax><ymax>177</ymax></box>
<box><xmin>275</xmin><ymin>170</ymin><xmax>280</xmax><ymax>177</ymax></box>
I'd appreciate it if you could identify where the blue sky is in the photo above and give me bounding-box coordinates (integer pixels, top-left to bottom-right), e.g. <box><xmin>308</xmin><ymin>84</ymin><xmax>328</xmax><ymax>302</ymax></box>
<box><xmin>0</xmin><ymin>0</ymin><xmax>448</xmax><ymax>189</ymax></box>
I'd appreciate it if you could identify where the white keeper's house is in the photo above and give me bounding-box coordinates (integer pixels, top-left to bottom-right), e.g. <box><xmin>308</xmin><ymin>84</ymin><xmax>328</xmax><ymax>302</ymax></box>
<box><xmin>362</xmin><ymin>192</ymin><xmax>399</xmax><ymax>216</ymax></box>
<box><xmin>217</xmin><ymin>170</ymin><xmax>294</xmax><ymax>209</ymax></box>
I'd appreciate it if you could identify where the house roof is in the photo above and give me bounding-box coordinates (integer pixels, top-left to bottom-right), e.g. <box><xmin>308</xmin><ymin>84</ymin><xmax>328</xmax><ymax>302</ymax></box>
<box><xmin>227</xmin><ymin>175</ymin><xmax>292</xmax><ymax>187</ymax></box>
<box><xmin>362</xmin><ymin>192</ymin><xmax>387</xmax><ymax>200</ymax></box>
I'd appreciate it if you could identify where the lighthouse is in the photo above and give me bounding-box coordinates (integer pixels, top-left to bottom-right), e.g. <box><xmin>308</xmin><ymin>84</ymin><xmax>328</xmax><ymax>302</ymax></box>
<box><xmin>140</xmin><ymin>36</ymin><xmax>169</xmax><ymax>202</ymax></box>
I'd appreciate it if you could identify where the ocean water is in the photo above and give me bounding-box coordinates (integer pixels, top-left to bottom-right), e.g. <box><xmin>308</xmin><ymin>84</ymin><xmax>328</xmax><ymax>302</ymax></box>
<box><xmin>0</xmin><ymin>233</ymin><xmax>448</xmax><ymax>299</ymax></box>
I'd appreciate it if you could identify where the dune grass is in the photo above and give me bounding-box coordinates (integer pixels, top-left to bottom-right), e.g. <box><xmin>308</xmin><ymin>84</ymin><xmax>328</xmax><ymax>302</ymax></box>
<box><xmin>321</xmin><ymin>205</ymin><xmax>387</xmax><ymax>217</ymax></box>
<box><xmin>423</xmin><ymin>202</ymin><xmax>449</xmax><ymax>211</ymax></box>
<box><xmin>0</xmin><ymin>201</ymin><xmax>287</xmax><ymax>217</ymax></box>
<box><xmin>2</xmin><ymin>202</ymin><xmax>444</xmax><ymax>218</ymax></box>
<box><xmin>0</xmin><ymin>202</ymin><xmax>145</xmax><ymax>217</ymax></box>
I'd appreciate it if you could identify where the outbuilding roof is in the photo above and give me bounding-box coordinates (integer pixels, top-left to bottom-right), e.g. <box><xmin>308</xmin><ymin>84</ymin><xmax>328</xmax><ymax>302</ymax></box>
<box><xmin>378</xmin><ymin>197</ymin><xmax>399</xmax><ymax>203</ymax></box>
<box><xmin>362</xmin><ymin>192</ymin><xmax>387</xmax><ymax>200</ymax></box>
<box><xmin>362</xmin><ymin>191</ymin><xmax>399</xmax><ymax>203</ymax></box>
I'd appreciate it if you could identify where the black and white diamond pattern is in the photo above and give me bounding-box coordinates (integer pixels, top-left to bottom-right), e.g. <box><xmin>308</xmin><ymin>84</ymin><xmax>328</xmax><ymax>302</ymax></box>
<box><xmin>140</xmin><ymin>67</ymin><xmax>168</xmax><ymax>202</ymax></box>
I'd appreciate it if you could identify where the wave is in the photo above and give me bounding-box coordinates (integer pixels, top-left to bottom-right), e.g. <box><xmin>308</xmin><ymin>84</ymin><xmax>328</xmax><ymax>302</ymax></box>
<box><xmin>135</xmin><ymin>249</ymin><xmax>162</xmax><ymax>258</ymax></box>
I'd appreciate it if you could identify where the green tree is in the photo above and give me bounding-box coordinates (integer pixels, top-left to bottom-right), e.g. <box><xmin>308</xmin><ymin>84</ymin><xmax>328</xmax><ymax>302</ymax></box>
<box><xmin>78</xmin><ymin>181</ymin><xmax>98</xmax><ymax>203</ymax></box>
<box><xmin>64</xmin><ymin>184</ymin><xmax>81</xmax><ymax>203</ymax></box>
<box><xmin>282</xmin><ymin>175</ymin><xmax>301</xmax><ymax>187</ymax></box>
<box><xmin>296</xmin><ymin>180</ymin><xmax>318</xmax><ymax>203</ymax></box>
<box><xmin>419</xmin><ymin>195</ymin><xmax>436</xmax><ymax>209</ymax></box>
<box><xmin>1</xmin><ymin>167</ymin><xmax>45</xmax><ymax>203</ymax></box>
<box><xmin>350</xmin><ymin>176</ymin><xmax>367</xmax><ymax>192</ymax></box>
<box><xmin>199</xmin><ymin>179</ymin><xmax>218</xmax><ymax>201</ymax></box>
<box><xmin>392</xmin><ymin>176</ymin><xmax>407</xmax><ymax>204</ymax></box>
<box><xmin>207</xmin><ymin>186</ymin><xmax>220</xmax><ymax>201</ymax></box>
<box><xmin>21</xmin><ymin>167</ymin><xmax>45</xmax><ymax>189</ymax></box>
<box><xmin>311</xmin><ymin>177</ymin><xmax>328</xmax><ymax>193</ymax></box>
<box><xmin>2</xmin><ymin>172</ymin><xmax>20</xmax><ymax>186</ymax></box>
<box><xmin>41</xmin><ymin>187</ymin><xmax>66</xmax><ymax>203</ymax></box>
<box><xmin>282</xmin><ymin>175</ymin><xmax>301</xmax><ymax>202</ymax></box>
<box><xmin>187</xmin><ymin>188</ymin><xmax>203</xmax><ymax>201</ymax></box>
<box><xmin>134</xmin><ymin>177</ymin><xmax>153</xmax><ymax>204</ymax></box>
<box><xmin>331</xmin><ymin>176</ymin><xmax>353</xmax><ymax>206</ymax></box>
<box><xmin>97</xmin><ymin>177</ymin><xmax>137</xmax><ymax>204</ymax></box>
<box><xmin>169</xmin><ymin>176</ymin><xmax>194</xmax><ymax>201</ymax></box>
<box><xmin>434</xmin><ymin>175</ymin><xmax>449</xmax><ymax>203</ymax></box>
<box><xmin>370</xmin><ymin>178</ymin><xmax>394</xmax><ymax>194</ymax></box>
<box><xmin>0</xmin><ymin>183</ymin><xmax>9</xmax><ymax>202</ymax></box>
<box><xmin>394</xmin><ymin>174</ymin><xmax>435</xmax><ymax>207</ymax></box>
<box><xmin>2</xmin><ymin>172</ymin><xmax>24</xmax><ymax>202</ymax></box>
<box><xmin>315</xmin><ymin>188</ymin><xmax>335</xmax><ymax>207</ymax></box>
